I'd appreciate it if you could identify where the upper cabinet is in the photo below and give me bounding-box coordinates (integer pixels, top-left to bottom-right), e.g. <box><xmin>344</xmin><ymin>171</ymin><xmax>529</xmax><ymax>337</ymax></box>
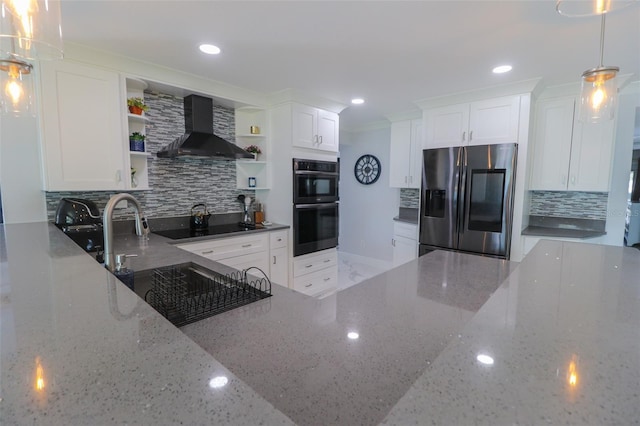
<box><xmin>530</xmin><ymin>96</ymin><xmax>615</xmax><ymax>192</ymax></box>
<box><xmin>424</xmin><ymin>95</ymin><xmax>521</xmax><ymax>148</ymax></box>
<box><xmin>39</xmin><ymin>60</ymin><xmax>127</xmax><ymax>191</ymax></box>
<box><xmin>389</xmin><ymin>119</ymin><xmax>423</xmax><ymax>188</ymax></box>
<box><xmin>291</xmin><ymin>104</ymin><xmax>339</xmax><ymax>152</ymax></box>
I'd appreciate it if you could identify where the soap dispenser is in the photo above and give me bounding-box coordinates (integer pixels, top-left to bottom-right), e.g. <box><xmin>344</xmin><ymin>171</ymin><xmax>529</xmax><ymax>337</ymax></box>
<box><xmin>114</xmin><ymin>253</ymin><xmax>136</xmax><ymax>291</ymax></box>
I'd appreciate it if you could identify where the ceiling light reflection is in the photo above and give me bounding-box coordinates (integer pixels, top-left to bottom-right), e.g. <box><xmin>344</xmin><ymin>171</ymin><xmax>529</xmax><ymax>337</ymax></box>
<box><xmin>351</xmin><ymin>98</ymin><xmax>365</xmax><ymax>105</ymax></box>
<box><xmin>476</xmin><ymin>353</ymin><xmax>494</xmax><ymax>365</ymax></box>
<box><xmin>209</xmin><ymin>376</ymin><xmax>228</xmax><ymax>388</ymax></box>
<box><xmin>347</xmin><ymin>332</ymin><xmax>359</xmax><ymax>340</ymax></box>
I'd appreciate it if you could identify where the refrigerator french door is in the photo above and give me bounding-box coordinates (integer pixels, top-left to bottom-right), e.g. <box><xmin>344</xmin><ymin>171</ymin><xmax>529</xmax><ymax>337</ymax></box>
<box><xmin>419</xmin><ymin>143</ymin><xmax>517</xmax><ymax>259</ymax></box>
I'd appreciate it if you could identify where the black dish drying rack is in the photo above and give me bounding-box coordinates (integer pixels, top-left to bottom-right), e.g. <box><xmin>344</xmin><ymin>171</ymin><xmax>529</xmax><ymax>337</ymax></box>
<box><xmin>143</xmin><ymin>262</ymin><xmax>271</xmax><ymax>327</ymax></box>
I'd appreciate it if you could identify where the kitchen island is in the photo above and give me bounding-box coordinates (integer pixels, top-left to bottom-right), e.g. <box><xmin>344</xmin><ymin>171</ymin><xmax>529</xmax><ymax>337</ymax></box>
<box><xmin>1</xmin><ymin>222</ymin><xmax>639</xmax><ymax>425</ymax></box>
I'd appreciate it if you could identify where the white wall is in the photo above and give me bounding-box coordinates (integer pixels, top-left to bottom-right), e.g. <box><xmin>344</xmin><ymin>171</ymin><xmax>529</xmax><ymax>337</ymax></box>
<box><xmin>603</xmin><ymin>82</ymin><xmax>640</xmax><ymax>245</ymax></box>
<box><xmin>338</xmin><ymin>126</ymin><xmax>398</xmax><ymax>261</ymax></box>
<box><xmin>0</xmin><ymin>114</ymin><xmax>47</xmax><ymax>223</ymax></box>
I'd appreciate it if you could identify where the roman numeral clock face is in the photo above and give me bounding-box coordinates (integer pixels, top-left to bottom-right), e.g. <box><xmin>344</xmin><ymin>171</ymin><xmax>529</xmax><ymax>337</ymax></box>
<box><xmin>354</xmin><ymin>154</ymin><xmax>381</xmax><ymax>185</ymax></box>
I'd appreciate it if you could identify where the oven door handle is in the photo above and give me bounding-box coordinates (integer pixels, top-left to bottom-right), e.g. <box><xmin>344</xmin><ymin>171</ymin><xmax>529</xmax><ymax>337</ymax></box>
<box><xmin>293</xmin><ymin>170</ymin><xmax>339</xmax><ymax>177</ymax></box>
<box><xmin>294</xmin><ymin>202</ymin><xmax>339</xmax><ymax>209</ymax></box>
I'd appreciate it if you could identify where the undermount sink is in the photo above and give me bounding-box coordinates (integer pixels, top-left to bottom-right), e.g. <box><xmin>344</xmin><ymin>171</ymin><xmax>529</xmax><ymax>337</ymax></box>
<box><xmin>134</xmin><ymin>262</ymin><xmax>271</xmax><ymax>327</ymax></box>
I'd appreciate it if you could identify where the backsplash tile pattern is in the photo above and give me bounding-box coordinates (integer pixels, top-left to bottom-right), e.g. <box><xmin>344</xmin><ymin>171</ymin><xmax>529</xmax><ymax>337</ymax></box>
<box><xmin>529</xmin><ymin>191</ymin><xmax>608</xmax><ymax>220</ymax></box>
<box><xmin>45</xmin><ymin>91</ymin><xmax>253</xmax><ymax>220</ymax></box>
<box><xmin>400</xmin><ymin>188</ymin><xmax>419</xmax><ymax>209</ymax></box>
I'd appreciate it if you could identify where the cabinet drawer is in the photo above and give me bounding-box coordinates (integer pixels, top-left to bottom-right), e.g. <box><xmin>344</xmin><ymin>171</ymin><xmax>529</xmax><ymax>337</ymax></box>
<box><xmin>293</xmin><ymin>249</ymin><xmax>337</xmax><ymax>278</ymax></box>
<box><xmin>218</xmin><ymin>251</ymin><xmax>269</xmax><ymax>275</ymax></box>
<box><xmin>177</xmin><ymin>233</ymin><xmax>268</xmax><ymax>261</ymax></box>
<box><xmin>393</xmin><ymin>221</ymin><xmax>418</xmax><ymax>240</ymax></box>
<box><xmin>293</xmin><ymin>267</ymin><xmax>337</xmax><ymax>297</ymax></box>
<box><xmin>269</xmin><ymin>230</ymin><xmax>288</xmax><ymax>249</ymax></box>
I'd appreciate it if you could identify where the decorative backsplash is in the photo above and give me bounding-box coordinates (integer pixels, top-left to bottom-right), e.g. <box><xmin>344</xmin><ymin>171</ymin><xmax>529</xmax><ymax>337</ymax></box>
<box><xmin>400</xmin><ymin>188</ymin><xmax>420</xmax><ymax>209</ymax></box>
<box><xmin>45</xmin><ymin>91</ymin><xmax>254</xmax><ymax>220</ymax></box>
<box><xmin>529</xmin><ymin>191</ymin><xmax>608</xmax><ymax>220</ymax></box>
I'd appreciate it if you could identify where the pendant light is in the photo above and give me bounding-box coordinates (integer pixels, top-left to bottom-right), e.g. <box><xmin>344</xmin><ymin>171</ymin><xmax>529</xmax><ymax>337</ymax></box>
<box><xmin>0</xmin><ymin>0</ymin><xmax>63</xmax><ymax>116</ymax></box>
<box><xmin>556</xmin><ymin>0</ymin><xmax>634</xmax><ymax>123</ymax></box>
<box><xmin>578</xmin><ymin>12</ymin><xmax>619</xmax><ymax>123</ymax></box>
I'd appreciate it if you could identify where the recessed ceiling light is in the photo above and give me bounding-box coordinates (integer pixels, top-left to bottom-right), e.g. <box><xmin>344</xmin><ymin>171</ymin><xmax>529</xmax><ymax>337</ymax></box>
<box><xmin>492</xmin><ymin>65</ymin><xmax>512</xmax><ymax>74</ymax></box>
<box><xmin>199</xmin><ymin>44</ymin><xmax>221</xmax><ymax>55</ymax></box>
<box><xmin>351</xmin><ymin>98</ymin><xmax>365</xmax><ymax>105</ymax></box>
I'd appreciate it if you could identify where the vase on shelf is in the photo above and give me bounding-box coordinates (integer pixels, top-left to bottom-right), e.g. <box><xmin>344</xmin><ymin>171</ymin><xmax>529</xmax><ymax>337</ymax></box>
<box><xmin>129</xmin><ymin>139</ymin><xmax>145</xmax><ymax>152</ymax></box>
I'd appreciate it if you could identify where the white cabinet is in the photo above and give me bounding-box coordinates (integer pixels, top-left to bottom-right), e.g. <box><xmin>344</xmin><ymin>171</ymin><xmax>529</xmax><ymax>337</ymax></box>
<box><xmin>177</xmin><ymin>233</ymin><xmax>270</xmax><ymax>275</ymax></box>
<box><xmin>392</xmin><ymin>221</ymin><xmax>418</xmax><ymax>266</ymax></box>
<box><xmin>39</xmin><ymin>60</ymin><xmax>127</xmax><ymax>190</ymax></box>
<box><xmin>389</xmin><ymin>119</ymin><xmax>423</xmax><ymax>188</ymax></box>
<box><xmin>530</xmin><ymin>96</ymin><xmax>615</xmax><ymax>192</ymax></box>
<box><xmin>235</xmin><ymin>107</ymin><xmax>270</xmax><ymax>190</ymax></box>
<box><xmin>176</xmin><ymin>230</ymin><xmax>290</xmax><ymax>284</ymax></box>
<box><xmin>269</xmin><ymin>230</ymin><xmax>289</xmax><ymax>287</ymax></box>
<box><xmin>292</xmin><ymin>248</ymin><xmax>337</xmax><ymax>297</ymax></box>
<box><xmin>424</xmin><ymin>96</ymin><xmax>520</xmax><ymax>148</ymax></box>
<box><xmin>292</xmin><ymin>104</ymin><xmax>339</xmax><ymax>152</ymax></box>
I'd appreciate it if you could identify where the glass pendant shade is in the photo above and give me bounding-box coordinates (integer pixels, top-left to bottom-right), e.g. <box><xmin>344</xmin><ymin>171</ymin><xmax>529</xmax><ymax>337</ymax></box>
<box><xmin>579</xmin><ymin>65</ymin><xmax>619</xmax><ymax>123</ymax></box>
<box><xmin>0</xmin><ymin>0</ymin><xmax>63</xmax><ymax>61</ymax></box>
<box><xmin>0</xmin><ymin>57</ymin><xmax>33</xmax><ymax>115</ymax></box>
<box><xmin>556</xmin><ymin>0</ymin><xmax>638</xmax><ymax>17</ymax></box>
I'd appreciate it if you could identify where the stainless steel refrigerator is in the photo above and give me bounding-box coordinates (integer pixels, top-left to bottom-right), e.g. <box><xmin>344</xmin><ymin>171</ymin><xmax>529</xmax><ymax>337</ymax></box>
<box><xmin>419</xmin><ymin>143</ymin><xmax>517</xmax><ymax>259</ymax></box>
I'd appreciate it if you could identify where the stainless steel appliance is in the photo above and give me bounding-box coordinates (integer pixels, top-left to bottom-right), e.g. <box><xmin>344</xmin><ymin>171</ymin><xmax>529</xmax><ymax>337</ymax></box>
<box><xmin>292</xmin><ymin>158</ymin><xmax>339</xmax><ymax>256</ymax></box>
<box><xmin>293</xmin><ymin>158</ymin><xmax>339</xmax><ymax>203</ymax></box>
<box><xmin>419</xmin><ymin>143</ymin><xmax>517</xmax><ymax>259</ymax></box>
<box><xmin>54</xmin><ymin>198</ymin><xmax>104</xmax><ymax>253</ymax></box>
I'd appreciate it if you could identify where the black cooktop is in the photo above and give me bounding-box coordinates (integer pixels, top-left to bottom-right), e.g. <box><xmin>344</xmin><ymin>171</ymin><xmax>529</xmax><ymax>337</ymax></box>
<box><xmin>153</xmin><ymin>222</ymin><xmax>258</xmax><ymax>240</ymax></box>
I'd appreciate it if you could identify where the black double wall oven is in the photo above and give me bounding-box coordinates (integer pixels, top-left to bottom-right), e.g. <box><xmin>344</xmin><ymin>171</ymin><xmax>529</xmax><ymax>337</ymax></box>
<box><xmin>292</xmin><ymin>158</ymin><xmax>339</xmax><ymax>256</ymax></box>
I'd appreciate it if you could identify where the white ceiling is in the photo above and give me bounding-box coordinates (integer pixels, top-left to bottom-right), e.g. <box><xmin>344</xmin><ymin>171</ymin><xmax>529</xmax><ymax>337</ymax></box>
<box><xmin>59</xmin><ymin>0</ymin><xmax>640</xmax><ymax>129</ymax></box>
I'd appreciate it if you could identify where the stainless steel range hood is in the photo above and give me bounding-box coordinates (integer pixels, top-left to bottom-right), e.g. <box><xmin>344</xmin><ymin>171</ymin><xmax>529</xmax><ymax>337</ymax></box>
<box><xmin>156</xmin><ymin>95</ymin><xmax>253</xmax><ymax>160</ymax></box>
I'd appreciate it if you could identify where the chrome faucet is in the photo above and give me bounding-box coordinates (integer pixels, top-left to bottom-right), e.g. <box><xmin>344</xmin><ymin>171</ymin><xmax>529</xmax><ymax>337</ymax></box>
<box><xmin>103</xmin><ymin>193</ymin><xmax>149</xmax><ymax>272</ymax></box>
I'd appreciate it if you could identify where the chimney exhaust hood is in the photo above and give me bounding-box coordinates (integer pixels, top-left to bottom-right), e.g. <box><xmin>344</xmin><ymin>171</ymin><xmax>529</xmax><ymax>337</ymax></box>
<box><xmin>156</xmin><ymin>95</ymin><xmax>253</xmax><ymax>160</ymax></box>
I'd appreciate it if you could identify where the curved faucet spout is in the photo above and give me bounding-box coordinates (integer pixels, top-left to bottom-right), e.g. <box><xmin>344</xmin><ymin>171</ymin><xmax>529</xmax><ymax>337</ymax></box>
<box><xmin>103</xmin><ymin>193</ymin><xmax>149</xmax><ymax>272</ymax></box>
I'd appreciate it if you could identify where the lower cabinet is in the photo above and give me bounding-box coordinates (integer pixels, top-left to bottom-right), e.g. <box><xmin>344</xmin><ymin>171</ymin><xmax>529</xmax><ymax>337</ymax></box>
<box><xmin>292</xmin><ymin>248</ymin><xmax>338</xmax><ymax>298</ymax></box>
<box><xmin>392</xmin><ymin>221</ymin><xmax>418</xmax><ymax>267</ymax></box>
<box><xmin>269</xmin><ymin>230</ymin><xmax>289</xmax><ymax>287</ymax></box>
<box><xmin>177</xmin><ymin>231</ymin><xmax>288</xmax><ymax>283</ymax></box>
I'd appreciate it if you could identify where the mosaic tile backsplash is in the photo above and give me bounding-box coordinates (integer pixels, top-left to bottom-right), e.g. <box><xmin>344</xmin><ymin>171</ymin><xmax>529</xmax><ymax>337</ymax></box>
<box><xmin>400</xmin><ymin>188</ymin><xmax>419</xmax><ymax>209</ymax></box>
<box><xmin>529</xmin><ymin>191</ymin><xmax>608</xmax><ymax>220</ymax></box>
<box><xmin>45</xmin><ymin>91</ymin><xmax>254</xmax><ymax>221</ymax></box>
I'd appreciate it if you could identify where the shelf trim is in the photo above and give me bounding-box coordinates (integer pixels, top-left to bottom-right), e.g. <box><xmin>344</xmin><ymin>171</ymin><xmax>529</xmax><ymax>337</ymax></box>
<box><xmin>237</xmin><ymin>186</ymin><xmax>270</xmax><ymax>190</ymax></box>
<box><xmin>129</xmin><ymin>151</ymin><xmax>152</xmax><ymax>157</ymax></box>
<box><xmin>127</xmin><ymin>113</ymin><xmax>150</xmax><ymax>122</ymax></box>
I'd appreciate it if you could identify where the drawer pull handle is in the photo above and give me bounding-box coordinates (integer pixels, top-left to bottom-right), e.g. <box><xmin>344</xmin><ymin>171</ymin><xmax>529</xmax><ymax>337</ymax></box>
<box><xmin>202</xmin><ymin>250</ymin><xmax>214</xmax><ymax>254</ymax></box>
<box><xmin>323</xmin><ymin>259</ymin><xmax>330</xmax><ymax>263</ymax></box>
<box><xmin>277</xmin><ymin>238</ymin><xmax>282</xmax><ymax>242</ymax></box>
<box><xmin>242</xmin><ymin>244</ymin><xmax>252</xmax><ymax>248</ymax></box>
<box><xmin>305</xmin><ymin>283</ymin><xmax>313</xmax><ymax>288</ymax></box>
<box><xmin>323</xmin><ymin>277</ymin><xmax>330</xmax><ymax>282</ymax></box>
<box><xmin>305</xmin><ymin>264</ymin><xmax>313</xmax><ymax>268</ymax></box>
<box><xmin>273</xmin><ymin>256</ymin><xmax>276</xmax><ymax>265</ymax></box>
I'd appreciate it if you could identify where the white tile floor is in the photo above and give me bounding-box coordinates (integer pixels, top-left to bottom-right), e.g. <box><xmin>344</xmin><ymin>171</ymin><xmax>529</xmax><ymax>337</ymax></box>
<box><xmin>337</xmin><ymin>251</ymin><xmax>393</xmax><ymax>290</ymax></box>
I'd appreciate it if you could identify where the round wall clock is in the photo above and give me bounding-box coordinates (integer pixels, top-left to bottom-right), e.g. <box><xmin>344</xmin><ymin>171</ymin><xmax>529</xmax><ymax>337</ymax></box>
<box><xmin>354</xmin><ymin>154</ymin><xmax>381</xmax><ymax>185</ymax></box>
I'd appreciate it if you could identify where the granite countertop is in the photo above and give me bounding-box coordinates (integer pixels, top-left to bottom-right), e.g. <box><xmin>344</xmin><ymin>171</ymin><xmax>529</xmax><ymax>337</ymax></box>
<box><xmin>2</xmin><ymin>223</ymin><xmax>639</xmax><ymax>425</ymax></box>
<box><xmin>522</xmin><ymin>215</ymin><xmax>606</xmax><ymax>239</ymax></box>
<box><xmin>393</xmin><ymin>207</ymin><xmax>419</xmax><ymax>224</ymax></box>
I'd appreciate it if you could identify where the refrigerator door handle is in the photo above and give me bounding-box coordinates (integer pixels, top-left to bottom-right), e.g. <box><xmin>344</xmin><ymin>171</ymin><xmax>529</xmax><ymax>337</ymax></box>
<box><xmin>457</xmin><ymin>147</ymin><xmax>468</xmax><ymax>245</ymax></box>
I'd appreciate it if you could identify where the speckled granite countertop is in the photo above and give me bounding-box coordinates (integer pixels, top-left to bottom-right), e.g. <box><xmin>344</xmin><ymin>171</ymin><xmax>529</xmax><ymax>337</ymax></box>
<box><xmin>0</xmin><ymin>222</ymin><xmax>294</xmax><ymax>425</ymax></box>
<box><xmin>383</xmin><ymin>239</ymin><xmax>640</xmax><ymax>425</ymax></box>
<box><xmin>3</xmin><ymin>223</ymin><xmax>638</xmax><ymax>425</ymax></box>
